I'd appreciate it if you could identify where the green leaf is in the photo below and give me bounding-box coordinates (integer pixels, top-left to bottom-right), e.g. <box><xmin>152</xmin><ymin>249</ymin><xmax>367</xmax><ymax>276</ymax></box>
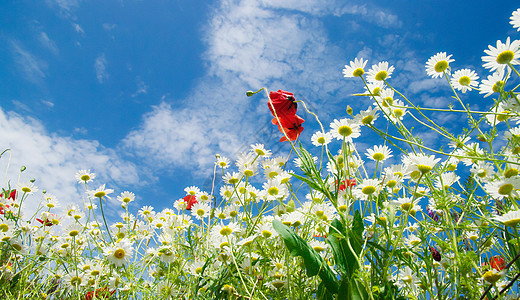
<box><xmin>505</xmin><ymin>228</ymin><xmax>520</xmax><ymax>271</ymax></box>
<box><xmin>291</xmin><ymin>173</ymin><xmax>323</xmax><ymax>193</ymax></box>
<box><xmin>273</xmin><ymin>220</ymin><xmax>339</xmax><ymax>294</ymax></box>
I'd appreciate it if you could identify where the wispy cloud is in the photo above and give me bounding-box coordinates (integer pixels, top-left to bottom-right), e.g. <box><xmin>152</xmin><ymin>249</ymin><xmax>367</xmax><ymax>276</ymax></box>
<box><xmin>39</xmin><ymin>32</ymin><xmax>59</xmax><ymax>55</ymax></box>
<box><xmin>11</xmin><ymin>41</ymin><xmax>47</xmax><ymax>83</ymax></box>
<box><xmin>131</xmin><ymin>79</ymin><xmax>148</xmax><ymax>97</ymax></box>
<box><xmin>123</xmin><ymin>0</ymin><xmax>356</xmax><ymax>170</ymax></box>
<box><xmin>45</xmin><ymin>0</ymin><xmax>80</xmax><ymax>18</ymax></box>
<box><xmin>95</xmin><ymin>54</ymin><xmax>108</xmax><ymax>83</ymax></box>
<box><xmin>0</xmin><ymin>107</ymin><xmax>141</xmax><ymax>217</ymax></box>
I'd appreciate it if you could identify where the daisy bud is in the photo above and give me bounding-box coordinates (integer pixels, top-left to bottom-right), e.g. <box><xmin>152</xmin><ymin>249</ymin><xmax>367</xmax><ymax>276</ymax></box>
<box><xmin>346</xmin><ymin>105</ymin><xmax>353</xmax><ymax>116</ymax></box>
<box><xmin>20</xmin><ymin>166</ymin><xmax>26</xmax><ymax>172</ymax></box>
<box><xmin>246</xmin><ymin>91</ymin><xmax>254</xmax><ymax>97</ymax></box>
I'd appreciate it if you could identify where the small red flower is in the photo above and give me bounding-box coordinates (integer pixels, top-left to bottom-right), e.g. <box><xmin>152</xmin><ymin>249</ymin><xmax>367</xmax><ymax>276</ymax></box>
<box><xmin>0</xmin><ymin>189</ymin><xmax>16</xmax><ymax>215</ymax></box>
<box><xmin>183</xmin><ymin>195</ymin><xmax>198</xmax><ymax>210</ymax></box>
<box><xmin>490</xmin><ymin>256</ymin><xmax>506</xmax><ymax>271</ymax></box>
<box><xmin>85</xmin><ymin>287</ymin><xmax>115</xmax><ymax>300</ymax></box>
<box><xmin>338</xmin><ymin>179</ymin><xmax>356</xmax><ymax>191</ymax></box>
<box><xmin>268</xmin><ymin>90</ymin><xmax>298</xmax><ymax>117</ymax></box>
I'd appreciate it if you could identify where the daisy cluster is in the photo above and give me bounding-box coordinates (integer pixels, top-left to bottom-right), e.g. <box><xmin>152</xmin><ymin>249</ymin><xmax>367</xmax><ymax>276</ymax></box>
<box><xmin>1</xmin><ymin>7</ymin><xmax>520</xmax><ymax>300</ymax></box>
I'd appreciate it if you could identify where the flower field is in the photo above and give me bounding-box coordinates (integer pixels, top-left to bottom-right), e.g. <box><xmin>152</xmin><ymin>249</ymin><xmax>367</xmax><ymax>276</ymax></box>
<box><xmin>1</xmin><ymin>7</ymin><xmax>520</xmax><ymax>300</ymax></box>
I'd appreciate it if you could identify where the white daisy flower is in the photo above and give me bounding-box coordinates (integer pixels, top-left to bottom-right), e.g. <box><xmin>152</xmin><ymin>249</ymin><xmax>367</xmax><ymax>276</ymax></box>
<box><xmin>354</xmin><ymin>106</ymin><xmax>379</xmax><ymax>125</ymax></box>
<box><xmin>510</xmin><ymin>8</ymin><xmax>520</xmax><ymax>31</ymax></box>
<box><xmin>191</xmin><ymin>202</ymin><xmax>211</xmax><ymax>220</ymax></box>
<box><xmin>215</xmin><ymin>155</ymin><xmax>230</xmax><ymax>169</ymax></box>
<box><xmin>425</xmin><ymin>52</ymin><xmax>454</xmax><ymax>78</ymax></box>
<box><xmin>311</xmin><ymin>131</ymin><xmax>332</xmax><ymax>147</ymax></box>
<box><xmin>17</xmin><ymin>182</ymin><xmax>38</xmax><ymax>195</ymax></box>
<box><xmin>482</xmin><ymin>37</ymin><xmax>520</xmax><ymax>72</ymax></box>
<box><xmin>251</xmin><ymin>143</ymin><xmax>271</xmax><ymax>157</ymax></box>
<box><xmin>367</xmin><ymin>61</ymin><xmax>395</xmax><ymax>82</ymax></box>
<box><xmin>434</xmin><ymin>172</ymin><xmax>460</xmax><ymax>189</ymax></box>
<box><xmin>88</xmin><ymin>184</ymin><xmax>113</xmax><ymax>199</ymax></box>
<box><xmin>117</xmin><ymin>191</ymin><xmax>135</xmax><ymax>204</ymax></box>
<box><xmin>104</xmin><ymin>238</ymin><xmax>134</xmax><ymax>267</ymax></box>
<box><xmin>343</xmin><ymin>57</ymin><xmax>368</xmax><ymax>78</ymax></box>
<box><xmin>329</xmin><ymin>118</ymin><xmax>361</xmax><ymax>142</ymax></box>
<box><xmin>362</xmin><ymin>81</ymin><xmax>385</xmax><ymax>96</ymax></box>
<box><xmin>75</xmin><ymin>169</ymin><xmax>96</xmax><ymax>183</ymax></box>
<box><xmin>450</xmin><ymin>69</ymin><xmax>479</xmax><ymax>93</ymax></box>
<box><xmin>479</xmin><ymin>70</ymin><xmax>506</xmax><ymax>97</ymax></box>
<box><xmin>484</xmin><ymin>177</ymin><xmax>520</xmax><ymax>200</ymax></box>
<box><xmin>366</xmin><ymin>145</ymin><xmax>393</xmax><ymax>162</ymax></box>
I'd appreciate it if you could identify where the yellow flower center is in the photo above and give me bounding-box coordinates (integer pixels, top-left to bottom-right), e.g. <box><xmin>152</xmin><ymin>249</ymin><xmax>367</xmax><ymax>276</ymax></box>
<box><xmin>372</xmin><ymin>87</ymin><xmax>381</xmax><ymax>96</ymax></box>
<box><xmin>400</xmin><ymin>202</ymin><xmax>413</xmax><ymax>211</ymax></box>
<box><xmin>69</xmin><ymin>230</ymin><xmax>79</xmax><ymax>237</ymax></box>
<box><xmin>498</xmin><ymin>183</ymin><xmax>514</xmax><ymax>195</ymax></box>
<box><xmin>114</xmin><ymin>248</ymin><xmax>126</xmax><ymax>259</ymax></box>
<box><xmin>382</xmin><ymin>97</ymin><xmax>393</xmax><ymax>107</ymax></box>
<box><xmin>0</xmin><ymin>224</ymin><xmax>8</xmax><ymax>232</ymax></box>
<box><xmin>372</xmin><ymin>153</ymin><xmax>385</xmax><ymax>161</ymax></box>
<box><xmin>505</xmin><ymin>168</ymin><xmax>519</xmax><ymax>178</ymax></box>
<box><xmin>387</xmin><ymin>180</ymin><xmax>397</xmax><ymax>188</ymax></box>
<box><xmin>196</xmin><ymin>209</ymin><xmax>205</xmax><ymax>216</ymax></box>
<box><xmin>220</xmin><ymin>226</ymin><xmax>233</xmax><ymax>236</ymax></box>
<box><xmin>255</xmin><ymin>149</ymin><xmax>265</xmax><ymax>156</ymax></box>
<box><xmin>122</xmin><ymin>197</ymin><xmax>131</xmax><ymax>203</ymax></box>
<box><xmin>434</xmin><ymin>60</ymin><xmax>449</xmax><ymax>72</ymax></box>
<box><xmin>70</xmin><ymin>276</ymin><xmax>82</xmax><ymax>286</ymax></box>
<box><xmin>483</xmin><ymin>270</ymin><xmax>501</xmax><ymax>284</ymax></box>
<box><xmin>80</xmin><ymin>175</ymin><xmax>90</xmax><ymax>181</ymax></box>
<box><xmin>262</xmin><ymin>230</ymin><xmax>272</xmax><ymax>238</ymax></box>
<box><xmin>21</xmin><ymin>187</ymin><xmax>31</xmax><ymax>193</ymax></box>
<box><xmin>496</xmin><ymin>50</ymin><xmax>514</xmax><ymax>64</ymax></box>
<box><xmin>458</xmin><ymin>76</ymin><xmax>471</xmax><ymax>86</ymax></box>
<box><xmin>268</xmin><ymin>187</ymin><xmax>279</xmax><ymax>196</ymax></box>
<box><xmin>417</xmin><ymin>164</ymin><xmax>432</xmax><ymax>174</ymax></box>
<box><xmin>375</xmin><ymin>70</ymin><xmax>388</xmax><ymax>81</ymax></box>
<box><xmin>338</xmin><ymin>126</ymin><xmax>352</xmax><ymax>137</ymax></box>
<box><xmin>353</xmin><ymin>68</ymin><xmax>364</xmax><ymax>77</ymax></box>
<box><xmin>361</xmin><ymin>186</ymin><xmax>376</xmax><ymax>195</ymax></box>
<box><xmin>313</xmin><ymin>246</ymin><xmax>325</xmax><ymax>252</ymax></box>
<box><xmin>361</xmin><ymin>115</ymin><xmax>373</xmax><ymax>125</ymax></box>
<box><xmin>492</xmin><ymin>81</ymin><xmax>505</xmax><ymax>93</ymax></box>
<box><xmin>394</xmin><ymin>109</ymin><xmax>404</xmax><ymax>118</ymax></box>
<box><xmin>317</xmin><ymin>137</ymin><xmax>326</xmax><ymax>144</ymax></box>
<box><xmin>94</xmin><ymin>191</ymin><xmax>106</xmax><ymax>198</ymax></box>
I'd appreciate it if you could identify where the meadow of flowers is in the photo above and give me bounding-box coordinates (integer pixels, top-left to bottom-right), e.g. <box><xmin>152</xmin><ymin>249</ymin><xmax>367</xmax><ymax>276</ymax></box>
<box><xmin>1</xmin><ymin>7</ymin><xmax>520</xmax><ymax>300</ymax></box>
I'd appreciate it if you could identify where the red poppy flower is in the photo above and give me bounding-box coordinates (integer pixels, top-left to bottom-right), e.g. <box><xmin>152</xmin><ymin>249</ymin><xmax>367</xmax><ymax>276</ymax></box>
<box><xmin>337</xmin><ymin>179</ymin><xmax>356</xmax><ymax>191</ymax></box>
<box><xmin>272</xmin><ymin>115</ymin><xmax>304</xmax><ymax>142</ymax></box>
<box><xmin>85</xmin><ymin>287</ymin><xmax>115</xmax><ymax>300</ymax></box>
<box><xmin>183</xmin><ymin>195</ymin><xmax>198</xmax><ymax>210</ymax></box>
<box><xmin>490</xmin><ymin>256</ymin><xmax>506</xmax><ymax>271</ymax></box>
<box><xmin>0</xmin><ymin>189</ymin><xmax>16</xmax><ymax>215</ymax></box>
<box><xmin>268</xmin><ymin>90</ymin><xmax>298</xmax><ymax>117</ymax></box>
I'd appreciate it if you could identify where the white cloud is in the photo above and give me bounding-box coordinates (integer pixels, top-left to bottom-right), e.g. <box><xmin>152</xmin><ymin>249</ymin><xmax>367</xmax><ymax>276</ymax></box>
<box><xmin>131</xmin><ymin>80</ymin><xmax>148</xmax><ymax>97</ymax></box>
<box><xmin>123</xmin><ymin>0</ymin><xmax>354</xmax><ymax>170</ymax></box>
<box><xmin>0</xmin><ymin>107</ymin><xmax>140</xmax><ymax>217</ymax></box>
<box><xmin>11</xmin><ymin>41</ymin><xmax>47</xmax><ymax>83</ymax></box>
<box><xmin>41</xmin><ymin>99</ymin><xmax>55</xmax><ymax>108</ymax></box>
<box><xmin>73</xmin><ymin>23</ymin><xmax>84</xmax><ymax>34</ymax></box>
<box><xmin>39</xmin><ymin>32</ymin><xmax>59</xmax><ymax>55</ymax></box>
<box><xmin>95</xmin><ymin>54</ymin><xmax>108</xmax><ymax>83</ymax></box>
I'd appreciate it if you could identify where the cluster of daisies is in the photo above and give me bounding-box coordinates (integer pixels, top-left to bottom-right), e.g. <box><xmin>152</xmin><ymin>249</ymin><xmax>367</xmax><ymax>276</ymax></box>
<box><xmin>0</xmin><ymin>7</ymin><xmax>519</xmax><ymax>300</ymax></box>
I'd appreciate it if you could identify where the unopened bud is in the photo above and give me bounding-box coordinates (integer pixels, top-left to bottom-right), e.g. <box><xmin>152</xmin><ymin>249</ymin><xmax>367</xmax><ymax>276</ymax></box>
<box><xmin>346</xmin><ymin>105</ymin><xmax>353</xmax><ymax>116</ymax></box>
<box><xmin>20</xmin><ymin>166</ymin><xmax>26</xmax><ymax>172</ymax></box>
<box><xmin>246</xmin><ymin>91</ymin><xmax>254</xmax><ymax>97</ymax></box>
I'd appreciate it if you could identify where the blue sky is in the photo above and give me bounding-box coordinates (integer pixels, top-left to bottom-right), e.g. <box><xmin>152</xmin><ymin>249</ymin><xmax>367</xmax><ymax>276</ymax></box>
<box><xmin>1</xmin><ymin>0</ymin><xmax>518</xmax><ymax>217</ymax></box>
